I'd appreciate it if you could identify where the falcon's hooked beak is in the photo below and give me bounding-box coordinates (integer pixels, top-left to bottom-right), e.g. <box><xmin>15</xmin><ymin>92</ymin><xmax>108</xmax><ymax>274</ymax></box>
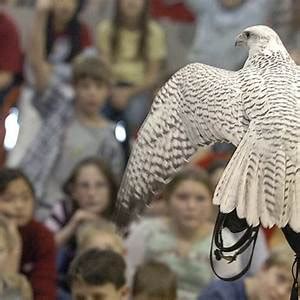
<box><xmin>235</xmin><ymin>32</ymin><xmax>247</xmax><ymax>47</ymax></box>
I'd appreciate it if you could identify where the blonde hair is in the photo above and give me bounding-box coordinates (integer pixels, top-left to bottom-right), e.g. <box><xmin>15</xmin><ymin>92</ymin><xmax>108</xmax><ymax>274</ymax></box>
<box><xmin>76</xmin><ymin>219</ymin><xmax>124</xmax><ymax>254</ymax></box>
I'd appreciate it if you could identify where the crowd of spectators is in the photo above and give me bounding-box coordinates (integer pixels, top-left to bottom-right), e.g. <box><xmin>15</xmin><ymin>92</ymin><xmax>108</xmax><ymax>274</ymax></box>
<box><xmin>0</xmin><ymin>0</ymin><xmax>299</xmax><ymax>299</ymax></box>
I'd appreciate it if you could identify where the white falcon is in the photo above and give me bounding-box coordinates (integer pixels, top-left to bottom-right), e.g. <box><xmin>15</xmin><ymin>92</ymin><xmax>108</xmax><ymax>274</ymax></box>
<box><xmin>116</xmin><ymin>25</ymin><xmax>300</xmax><ymax>232</ymax></box>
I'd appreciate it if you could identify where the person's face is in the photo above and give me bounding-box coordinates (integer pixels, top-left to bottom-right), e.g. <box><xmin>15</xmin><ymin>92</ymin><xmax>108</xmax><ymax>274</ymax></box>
<box><xmin>75</xmin><ymin>79</ymin><xmax>109</xmax><ymax>116</ymax></box>
<box><xmin>257</xmin><ymin>266</ymin><xmax>292</xmax><ymax>300</ymax></box>
<box><xmin>72</xmin><ymin>282</ymin><xmax>128</xmax><ymax>300</ymax></box>
<box><xmin>119</xmin><ymin>0</ymin><xmax>146</xmax><ymax>21</ymax></box>
<box><xmin>82</xmin><ymin>233</ymin><xmax>124</xmax><ymax>255</ymax></box>
<box><xmin>0</xmin><ymin>178</ymin><xmax>34</xmax><ymax>226</ymax></box>
<box><xmin>167</xmin><ymin>179</ymin><xmax>212</xmax><ymax>231</ymax></box>
<box><xmin>0</xmin><ymin>231</ymin><xmax>9</xmax><ymax>273</ymax></box>
<box><xmin>72</xmin><ymin>165</ymin><xmax>111</xmax><ymax>215</ymax></box>
<box><xmin>53</xmin><ymin>0</ymin><xmax>77</xmax><ymax>26</ymax></box>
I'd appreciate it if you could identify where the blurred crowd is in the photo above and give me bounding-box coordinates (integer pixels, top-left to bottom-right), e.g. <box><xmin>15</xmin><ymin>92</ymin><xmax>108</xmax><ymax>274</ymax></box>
<box><xmin>0</xmin><ymin>0</ymin><xmax>299</xmax><ymax>299</ymax></box>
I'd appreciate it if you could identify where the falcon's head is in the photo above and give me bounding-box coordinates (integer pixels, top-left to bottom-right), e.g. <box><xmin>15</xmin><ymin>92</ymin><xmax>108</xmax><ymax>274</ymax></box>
<box><xmin>235</xmin><ymin>25</ymin><xmax>285</xmax><ymax>55</ymax></box>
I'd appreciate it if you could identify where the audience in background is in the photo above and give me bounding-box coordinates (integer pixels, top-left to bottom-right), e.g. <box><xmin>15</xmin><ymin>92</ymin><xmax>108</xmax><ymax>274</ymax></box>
<box><xmin>0</xmin><ymin>1</ymin><xmax>298</xmax><ymax>299</ymax></box>
<box><xmin>44</xmin><ymin>157</ymin><xmax>119</xmax><ymax>299</ymax></box>
<box><xmin>97</xmin><ymin>0</ymin><xmax>167</xmax><ymax>137</ymax></box>
<box><xmin>0</xmin><ymin>168</ymin><xmax>56</xmax><ymax>300</ymax></box>
<box><xmin>20</xmin><ymin>53</ymin><xmax>124</xmax><ymax>218</ymax></box>
<box><xmin>198</xmin><ymin>245</ymin><xmax>293</xmax><ymax>300</ymax></box>
<box><xmin>132</xmin><ymin>260</ymin><xmax>177</xmax><ymax>300</ymax></box>
<box><xmin>184</xmin><ymin>0</ymin><xmax>292</xmax><ymax>70</ymax></box>
<box><xmin>69</xmin><ymin>248</ymin><xmax>128</xmax><ymax>300</ymax></box>
<box><xmin>8</xmin><ymin>0</ymin><xmax>93</xmax><ymax>167</ymax></box>
<box><xmin>0</xmin><ymin>215</ymin><xmax>32</xmax><ymax>300</ymax></box>
<box><xmin>126</xmin><ymin>167</ymin><xmax>239</xmax><ymax>300</ymax></box>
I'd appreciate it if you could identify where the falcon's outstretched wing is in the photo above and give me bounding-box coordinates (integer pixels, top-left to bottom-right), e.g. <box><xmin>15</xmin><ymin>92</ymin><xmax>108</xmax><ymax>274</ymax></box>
<box><xmin>115</xmin><ymin>63</ymin><xmax>249</xmax><ymax>226</ymax></box>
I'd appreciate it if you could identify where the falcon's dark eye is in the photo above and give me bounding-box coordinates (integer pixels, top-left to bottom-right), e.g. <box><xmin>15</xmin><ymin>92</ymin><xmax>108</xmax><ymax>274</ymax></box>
<box><xmin>244</xmin><ymin>31</ymin><xmax>251</xmax><ymax>39</ymax></box>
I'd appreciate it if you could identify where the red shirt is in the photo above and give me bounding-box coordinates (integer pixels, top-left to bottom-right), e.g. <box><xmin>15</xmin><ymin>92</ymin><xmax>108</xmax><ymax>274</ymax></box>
<box><xmin>0</xmin><ymin>12</ymin><xmax>22</xmax><ymax>73</ymax></box>
<box><xmin>151</xmin><ymin>0</ymin><xmax>195</xmax><ymax>22</ymax></box>
<box><xmin>19</xmin><ymin>219</ymin><xmax>57</xmax><ymax>300</ymax></box>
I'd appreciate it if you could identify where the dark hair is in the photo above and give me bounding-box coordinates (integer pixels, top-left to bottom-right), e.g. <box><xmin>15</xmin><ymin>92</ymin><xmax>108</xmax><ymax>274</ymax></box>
<box><xmin>72</xmin><ymin>55</ymin><xmax>112</xmax><ymax>85</ymax></box>
<box><xmin>69</xmin><ymin>248</ymin><xmax>126</xmax><ymax>289</ymax></box>
<box><xmin>163</xmin><ymin>167</ymin><xmax>213</xmax><ymax>201</ymax></box>
<box><xmin>111</xmin><ymin>0</ymin><xmax>150</xmax><ymax>61</ymax></box>
<box><xmin>132</xmin><ymin>261</ymin><xmax>177</xmax><ymax>300</ymax></box>
<box><xmin>46</xmin><ymin>0</ymin><xmax>87</xmax><ymax>63</ymax></box>
<box><xmin>62</xmin><ymin>157</ymin><xmax>118</xmax><ymax>218</ymax></box>
<box><xmin>0</xmin><ymin>168</ymin><xmax>35</xmax><ymax>197</ymax></box>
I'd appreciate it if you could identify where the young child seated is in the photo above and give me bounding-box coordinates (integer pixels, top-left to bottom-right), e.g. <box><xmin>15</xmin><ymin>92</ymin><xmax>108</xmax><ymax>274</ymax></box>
<box><xmin>76</xmin><ymin>219</ymin><xmax>125</xmax><ymax>255</ymax></box>
<box><xmin>0</xmin><ymin>216</ymin><xmax>32</xmax><ymax>300</ymax></box>
<box><xmin>198</xmin><ymin>245</ymin><xmax>294</xmax><ymax>300</ymax></box>
<box><xmin>0</xmin><ymin>168</ymin><xmax>56</xmax><ymax>300</ymax></box>
<box><xmin>132</xmin><ymin>261</ymin><xmax>177</xmax><ymax>300</ymax></box>
<box><xmin>69</xmin><ymin>248</ymin><xmax>128</xmax><ymax>300</ymax></box>
<box><xmin>21</xmin><ymin>52</ymin><xmax>124</xmax><ymax>219</ymax></box>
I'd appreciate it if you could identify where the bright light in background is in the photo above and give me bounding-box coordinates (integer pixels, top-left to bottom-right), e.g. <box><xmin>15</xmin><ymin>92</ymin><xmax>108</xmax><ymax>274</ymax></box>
<box><xmin>115</xmin><ymin>121</ymin><xmax>127</xmax><ymax>143</ymax></box>
<box><xmin>4</xmin><ymin>107</ymin><xmax>19</xmax><ymax>150</ymax></box>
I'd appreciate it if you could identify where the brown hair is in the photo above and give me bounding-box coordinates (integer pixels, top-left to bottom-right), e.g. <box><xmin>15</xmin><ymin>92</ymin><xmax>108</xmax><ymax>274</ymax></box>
<box><xmin>132</xmin><ymin>261</ymin><xmax>177</xmax><ymax>300</ymax></box>
<box><xmin>111</xmin><ymin>0</ymin><xmax>150</xmax><ymax>61</ymax></box>
<box><xmin>163</xmin><ymin>167</ymin><xmax>214</xmax><ymax>201</ymax></box>
<box><xmin>69</xmin><ymin>249</ymin><xmax>126</xmax><ymax>289</ymax></box>
<box><xmin>72</xmin><ymin>55</ymin><xmax>112</xmax><ymax>85</ymax></box>
<box><xmin>62</xmin><ymin>157</ymin><xmax>118</xmax><ymax>219</ymax></box>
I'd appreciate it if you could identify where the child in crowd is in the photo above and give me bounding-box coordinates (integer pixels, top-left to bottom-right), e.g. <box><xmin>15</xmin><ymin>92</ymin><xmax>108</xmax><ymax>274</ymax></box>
<box><xmin>77</xmin><ymin>219</ymin><xmax>125</xmax><ymax>255</ymax></box>
<box><xmin>45</xmin><ymin>157</ymin><xmax>118</xmax><ymax>247</ymax></box>
<box><xmin>69</xmin><ymin>248</ymin><xmax>128</xmax><ymax>300</ymax></box>
<box><xmin>44</xmin><ymin>157</ymin><xmax>119</xmax><ymax>298</ymax></box>
<box><xmin>132</xmin><ymin>261</ymin><xmax>177</xmax><ymax>300</ymax></box>
<box><xmin>126</xmin><ymin>167</ymin><xmax>269</xmax><ymax>300</ymax></box>
<box><xmin>0</xmin><ymin>168</ymin><xmax>56</xmax><ymax>300</ymax></box>
<box><xmin>198</xmin><ymin>245</ymin><xmax>293</xmax><ymax>300</ymax></box>
<box><xmin>97</xmin><ymin>0</ymin><xmax>167</xmax><ymax>136</ymax></box>
<box><xmin>126</xmin><ymin>167</ymin><xmax>224</xmax><ymax>300</ymax></box>
<box><xmin>0</xmin><ymin>215</ymin><xmax>32</xmax><ymax>300</ymax></box>
<box><xmin>26</xmin><ymin>0</ymin><xmax>92</xmax><ymax>84</ymax></box>
<box><xmin>9</xmin><ymin>0</ymin><xmax>93</xmax><ymax>167</ymax></box>
<box><xmin>21</xmin><ymin>51</ymin><xmax>124</xmax><ymax>218</ymax></box>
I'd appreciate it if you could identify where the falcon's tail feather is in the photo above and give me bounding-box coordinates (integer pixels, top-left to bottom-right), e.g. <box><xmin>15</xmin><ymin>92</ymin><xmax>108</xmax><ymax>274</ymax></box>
<box><xmin>214</xmin><ymin>127</ymin><xmax>296</xmax><ymax>231</ymax></box>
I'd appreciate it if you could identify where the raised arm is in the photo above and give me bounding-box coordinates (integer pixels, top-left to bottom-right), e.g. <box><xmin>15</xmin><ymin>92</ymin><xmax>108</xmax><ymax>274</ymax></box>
<box><xmin>27</xmin><ymin>0</ymin><xmax>53</xmax><ymax>91</ymax></box>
